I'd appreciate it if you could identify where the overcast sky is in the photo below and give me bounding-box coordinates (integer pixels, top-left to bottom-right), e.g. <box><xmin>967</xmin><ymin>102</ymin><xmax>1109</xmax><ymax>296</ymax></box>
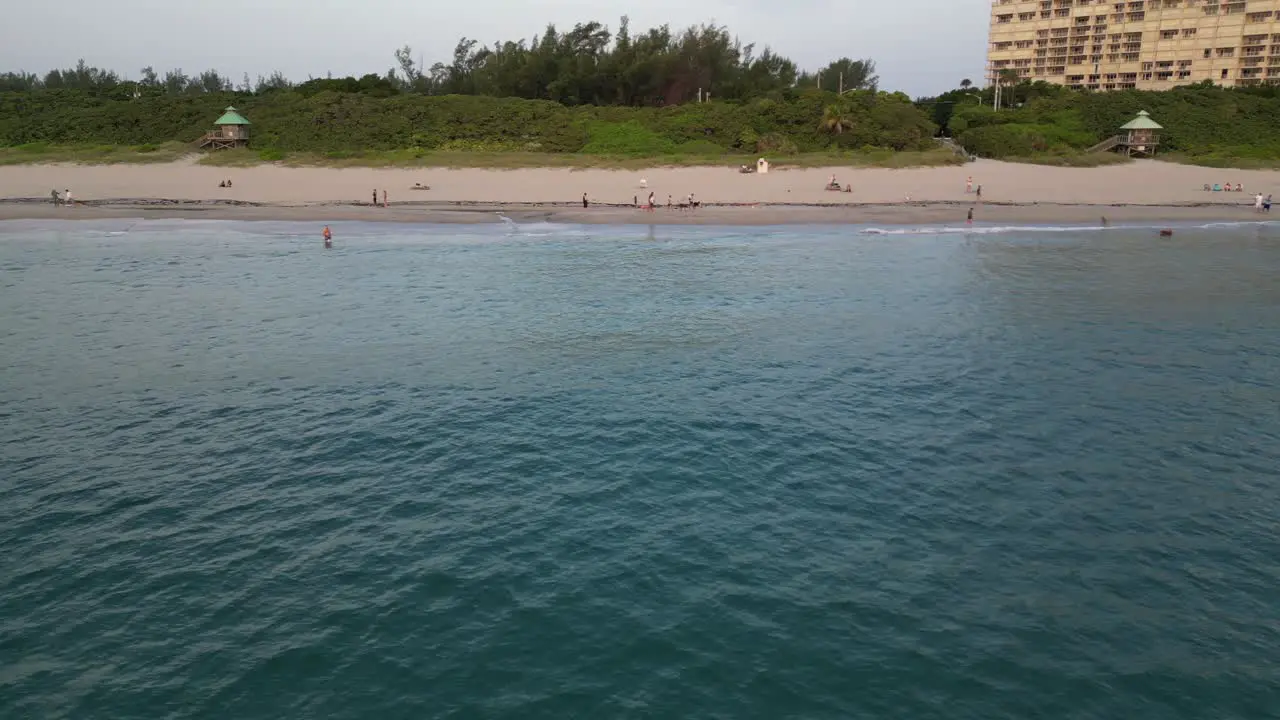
<box><xmin>1</xmin><ymin>0</ymin><xmax>990</xmax><ymax>97</ymax></box>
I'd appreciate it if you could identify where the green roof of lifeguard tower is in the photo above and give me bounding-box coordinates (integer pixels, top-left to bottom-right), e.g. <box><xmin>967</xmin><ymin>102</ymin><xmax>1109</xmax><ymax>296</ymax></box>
<box><xmin>1119</xmin><ymin>110</ymin><xmax>1161</xmax><ymax>130</ymax></box>
<box><xmin>213</xmin><ymin>106</ymin><xmax>251</xmax><ymax>125</ymax></box>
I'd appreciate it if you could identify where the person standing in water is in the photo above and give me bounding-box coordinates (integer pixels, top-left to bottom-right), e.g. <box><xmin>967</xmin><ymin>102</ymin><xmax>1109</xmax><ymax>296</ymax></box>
<box><xmin>322</xmin><ymin>225</ymin><xmax>333</xmax><ymax>248</ymax></box>
<box><xmin>966</xmin><ymin>207</ymin><xmax>973</xmax><ymax>225</ymax></box>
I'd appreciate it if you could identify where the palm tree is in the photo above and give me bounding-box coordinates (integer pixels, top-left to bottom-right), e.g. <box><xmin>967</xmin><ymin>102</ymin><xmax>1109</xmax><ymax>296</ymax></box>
<box><xmin>820</xmin><ymin>103</ymin><xmax>852</xmax><ymax>134</ymax></box>
<box><xmin>996</xmin><ymin>68</ymin><xmax>1022</xmax><ymax>107</ymax></box>
<box><xmin>960</xmin><ymin>78</ymin><xmax>972</xmax><ymax>89</ymax></box>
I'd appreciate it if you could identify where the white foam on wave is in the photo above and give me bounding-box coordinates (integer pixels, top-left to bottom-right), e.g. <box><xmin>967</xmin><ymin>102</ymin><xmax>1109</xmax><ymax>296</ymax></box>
<box><xmin>860</xmin><ymin>220</ymin><xmax>1276</xmax><ymax>236</ymax></box>
<box><xmin>861</xmin><ymin>225</ymin><xmax>1107</xmax><ymax>236</ymax></box>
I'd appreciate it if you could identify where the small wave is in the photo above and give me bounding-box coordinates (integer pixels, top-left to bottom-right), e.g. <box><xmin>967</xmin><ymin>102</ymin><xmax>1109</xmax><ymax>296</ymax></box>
<box><xmin>860</xmin><ymin>220</ymin><xmax>1277</xmax><ymax>236</ymax></box>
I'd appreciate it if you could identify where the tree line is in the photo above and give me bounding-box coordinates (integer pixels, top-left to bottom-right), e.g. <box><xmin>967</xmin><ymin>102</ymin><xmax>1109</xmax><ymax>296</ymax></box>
<box><xmin>0</xmin><ymin>18</ymin><xmax>877</xmax><ymax>107</ymax></box>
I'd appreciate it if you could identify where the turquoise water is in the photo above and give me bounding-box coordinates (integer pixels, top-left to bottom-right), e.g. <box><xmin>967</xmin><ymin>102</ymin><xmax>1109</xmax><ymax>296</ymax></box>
<box><xmin>2</xmin><ymin>220</ymin><xmax>1279</xmax><ymax>719</ymax></box>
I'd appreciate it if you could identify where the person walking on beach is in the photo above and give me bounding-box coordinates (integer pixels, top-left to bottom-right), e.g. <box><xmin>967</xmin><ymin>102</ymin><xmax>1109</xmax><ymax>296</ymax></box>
<box><xmin>64</xmin><ymin>188</ymin><xmax>73</xmax><ymax>207</ymax></box>
<box><xmin>648</xmin><ymin>191</ymin><xmax>655</xmax><ymax>209</ymax></box>
<box><xmin>382</xmin><ymin>189</ymin><xmax>388</xmax><ymax>208</ymax></box>
<box><xmin>966</xmin><ymin>207</ymin><xmax>973</xmax><ymax>225</ymax></box>
<box><xmin>966</xmin><ymin>176</ymin><xmax>973</xmax><ymax>194</ymax></box>
<box><xmin>50</xmin><ymin>188</ymin><xmax>60</xmax><ymax>205</ymax></box>
<box><xmin>582</xmin><ymin>193</ymin><xmax>589</xmax><ymax>208</ymax></box>
<box><xmin>975</xmin><ymin>185</ymin><xmax>982</xmax><ymax>201</ymax></box>
<box><xmin>1265</xmin><ymin>193</ymin><xmax>1273</xmax><ymax>212</ymax></box>
<box><xmin>1255</xmin><ymin>193</ymin><xmax>1264</xmax><ymax>213</ymax></box>
<box><xmin>372</xmin><ymin>189</ymin><xmax>378</xmax><ymax>206</ymax></box>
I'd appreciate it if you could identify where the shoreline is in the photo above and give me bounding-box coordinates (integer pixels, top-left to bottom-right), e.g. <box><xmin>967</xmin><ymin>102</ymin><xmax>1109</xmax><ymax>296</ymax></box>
<box><xmin>0</xmin><ymin>199</ymin><xmax>1270</xmax><ymax>226</ymax></box>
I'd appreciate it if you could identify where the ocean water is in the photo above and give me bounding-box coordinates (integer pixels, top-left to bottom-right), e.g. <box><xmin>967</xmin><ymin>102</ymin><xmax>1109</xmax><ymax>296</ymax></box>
<box><xmin>2</xmin><ymin>219</ymin><xmax>1279</xmax><ymax>720</ymax></box>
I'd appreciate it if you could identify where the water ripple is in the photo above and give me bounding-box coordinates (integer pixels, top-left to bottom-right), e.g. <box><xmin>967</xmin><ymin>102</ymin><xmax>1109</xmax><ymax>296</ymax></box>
<box><xmin>2</xmin><ymin>221</ymin><xmax>1279</xmax><ymax>719</ymax></box>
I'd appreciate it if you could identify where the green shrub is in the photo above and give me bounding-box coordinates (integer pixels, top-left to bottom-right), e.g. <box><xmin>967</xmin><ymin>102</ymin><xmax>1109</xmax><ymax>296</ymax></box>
<box><xmin>580</xmin><ymin>121</ymin><xmax>676</xmax><ymax>155</ymax></box>
<box><xmin>757</xmin><ymin>133</ymin><xmax>799</xmax><ymax>155</ymax></box>
<box><xmin>674</xmin><ymin>139</ymin><xmax>726</xmax><ymax>156</ymax></box>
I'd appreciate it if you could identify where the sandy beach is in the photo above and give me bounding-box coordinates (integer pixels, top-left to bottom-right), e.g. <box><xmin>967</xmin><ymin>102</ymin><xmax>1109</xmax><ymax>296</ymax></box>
<box><xmin>0</xmin><ymin>158</ymin><xmax>1276</xmax><ymax>225</ymax></box>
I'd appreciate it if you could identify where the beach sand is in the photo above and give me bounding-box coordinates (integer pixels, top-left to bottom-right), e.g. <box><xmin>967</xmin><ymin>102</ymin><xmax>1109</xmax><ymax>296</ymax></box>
<box><xmin>0</xmin><ymin>158</ymin><xmax>1276</xmax><ymax>225</ymax></box>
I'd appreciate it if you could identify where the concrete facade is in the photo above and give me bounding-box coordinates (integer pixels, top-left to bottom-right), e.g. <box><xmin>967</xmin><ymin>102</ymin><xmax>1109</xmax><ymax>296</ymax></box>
<box><xmin>987</xmin><ymin>0</ymin><xmax>1280</xmax><ymax>90</ymax></box>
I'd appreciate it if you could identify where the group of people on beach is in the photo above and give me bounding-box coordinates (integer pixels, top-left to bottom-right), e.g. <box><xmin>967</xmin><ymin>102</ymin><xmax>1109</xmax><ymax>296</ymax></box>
<box><xmin>49</xmin><ymin>188</ymin><xmax>73</xmax><ymax>206</ymax></box>
<box><xmin>1255</xmin><ymin>193</ymin><xmax>1273</xmax><ymax>213</ymax></box>
<box><xmin>585</xmin><ymin>191</ymin><xmax>700</xmax><ymax>210</ymax></box>
<box><xmin>1206</xmin><ymin>182</ymin><xmax>1246</xmax><ymax>192</ymax></box>
<box><xmin>372</xmin><ymin>189</ymin><xmax>388</xmax><ymax>207</ymax></box>
<box><xmin>217</xmin><ymin>179</ymin><xmax>233</xmax><ymax>188</ymax></box>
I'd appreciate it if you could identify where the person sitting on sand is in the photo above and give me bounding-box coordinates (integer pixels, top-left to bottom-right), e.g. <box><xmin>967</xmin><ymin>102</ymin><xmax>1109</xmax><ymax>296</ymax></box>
<box><xmin>1236</xmin><ymin>183</ymin><xmax>1244</xmax><ymax>192</ymax></box>
<box><xmin>219</xmin><ymin>180</ymin><xmax>226</xmax><ymax>188</ymax></box>
<box><xmin>226</xmin><ymin>179</ymin><xmax>232</xmax><ymax>187</ymax></box>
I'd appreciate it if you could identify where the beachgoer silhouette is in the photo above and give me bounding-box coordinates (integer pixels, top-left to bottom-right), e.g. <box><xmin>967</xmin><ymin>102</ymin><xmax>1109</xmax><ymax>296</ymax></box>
<box><xmin>322</xmin><ymin>225</ymin><xmax>333</xmax><ymax>248</ymax></box>
<box><xmin>373</xmin><ymin>189</ymin><xmax>378</xmax><ymax>206</ymax></box>
<box><xmin>967</xmin><ymin>207</ymin><xmax>973</xmax><ymax>224</ymax></box>
<box><xmin>582</xmin><ymin>193</ymin><xmax>589</xmax><ymax>208</ymax></box>
<box><xmin>51</xmin><ymin>189</ymin><xmax>59</xmax><ymax>205</ymax></box>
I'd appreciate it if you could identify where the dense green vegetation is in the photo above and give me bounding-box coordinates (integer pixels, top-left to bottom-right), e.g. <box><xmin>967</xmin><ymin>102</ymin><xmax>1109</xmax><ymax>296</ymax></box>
<box><xmin>0</xmin><ymin>87</ymin><xmax>940</xmax><ymax>162</ymax></box>
<box><xmin>0</xmin><ymin>19</ymin><xmax>876</xmax><ymax>105</ymax></box>
<box><xmin>916</xmin><ymin>81</ymin><xmax>1280</xmax><ymax>166</ymax></box>
<box><xmin>0</xmin><ymin>18</ymin><xmax>945</xmax><ymax>166</ymax></box>
<box><xmin>6</xmin><ymin>15</ymin><xmax>1280</xmax><ymax>168</ymax></box>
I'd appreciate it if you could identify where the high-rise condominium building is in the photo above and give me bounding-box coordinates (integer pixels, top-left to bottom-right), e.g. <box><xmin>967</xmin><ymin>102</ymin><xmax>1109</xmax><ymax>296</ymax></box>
<box><xmin>987</xmin><ymin>0</ymin><xmax>1280</xmax><ymax>90</ymax></box>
